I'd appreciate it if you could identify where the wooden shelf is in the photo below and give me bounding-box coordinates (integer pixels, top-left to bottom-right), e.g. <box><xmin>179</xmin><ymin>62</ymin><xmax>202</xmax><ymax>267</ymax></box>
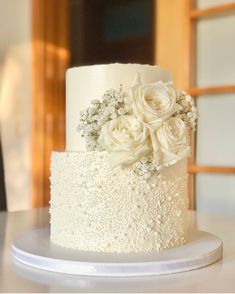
<box><xmin>188</xmin><ymin>85</ymin><xmax>235</xmax><ymax>96</ymax></box>
<box><xmin>190</xmin><ymin>2</ymin><xmax>235</xmax><ymax>19</ymax></box>
<box><xmin>188</xmin><ymin>165</ymin><xmax>235</xmax><ymax>174</ymax></box>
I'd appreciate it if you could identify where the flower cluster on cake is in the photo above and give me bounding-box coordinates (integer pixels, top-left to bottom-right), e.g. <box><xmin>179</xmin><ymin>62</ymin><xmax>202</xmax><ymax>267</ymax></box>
<box><xmin>78</xmin><ymin>74</ymin><xmax>197</xmax><ymax>178</ymax></box>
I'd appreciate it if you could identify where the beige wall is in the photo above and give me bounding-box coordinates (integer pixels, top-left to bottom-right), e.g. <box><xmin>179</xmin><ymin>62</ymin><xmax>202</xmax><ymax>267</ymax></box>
<box><xmin>0</xmin><ymin>0</ymin><xmax>32</xmax><ymax>211</ymax></box>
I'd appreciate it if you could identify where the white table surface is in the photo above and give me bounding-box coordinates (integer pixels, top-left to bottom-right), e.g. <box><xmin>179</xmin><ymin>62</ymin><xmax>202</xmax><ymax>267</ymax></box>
<box><xmin>0</xmin><ymin>208</ymin><xmax>234</xmax><ymax>293</ymax></box>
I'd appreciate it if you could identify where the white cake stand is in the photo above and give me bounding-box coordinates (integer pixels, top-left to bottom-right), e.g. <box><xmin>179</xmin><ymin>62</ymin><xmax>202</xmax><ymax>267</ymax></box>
<box><xmin>11</xmin><ymin>228</ymin><xmax>223</xmax><ymax>277</ymax></box>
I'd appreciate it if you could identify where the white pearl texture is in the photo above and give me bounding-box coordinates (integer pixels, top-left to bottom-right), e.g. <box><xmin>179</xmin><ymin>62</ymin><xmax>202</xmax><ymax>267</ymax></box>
<box><xmin>50</xmin><ymin>151</ymin><xmax>188</xmax><ymax>253</ymax></box>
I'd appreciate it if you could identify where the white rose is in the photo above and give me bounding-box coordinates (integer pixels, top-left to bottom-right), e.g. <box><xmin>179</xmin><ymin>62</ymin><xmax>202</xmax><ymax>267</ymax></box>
<box><xmin>130</xmin><ymin>81</ymin><xmax>181</xmax><ymax>131</ymax></box>
<box><xmin>157</xmin><ymin>117</ymin><xmax>190</xmax><ymax>166</ymax></box>
<box><xmin>98</xmin><ymin>115</ymin><xmax>151</xmax><ymax>167</ymax></box>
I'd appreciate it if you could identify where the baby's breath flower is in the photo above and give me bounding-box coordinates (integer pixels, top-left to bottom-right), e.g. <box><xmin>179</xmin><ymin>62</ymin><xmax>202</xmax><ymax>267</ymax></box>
<box><xmin>175</xmin><ymin>90</ymin><xmax>198</xmax><ymax>130</ymax></box>
<box><xmin>77</xmin><ymin>87</ymin><xmax>130</xmax><ymax>151</ymax></box>
<box><xmin>91</xmin><ymin>115</ymin><xmax>99</xmax><ymax>122</ymax></box>
<box><xmin>117</xmin><ymin>108</ymin><xmax>126</xmax><ymax>116</ymax></box>
<box><xmin>111</xmin><ymin>113</ymin><xmax>118</xmax><ymax>120</ymax></box>
<box><xmin>91</xmin><ymin>99</ymin><xmax>100</xmax><ymax>105</ymax></box>
<box><xmin>134</xmin><ymin>155</ymin><xmax>160</xmax><ymax>179</ymax></box>
<box><xmin>109</xmin><ymin>106</ymin><xmax>116</xmax><ymax>114</ymax></box>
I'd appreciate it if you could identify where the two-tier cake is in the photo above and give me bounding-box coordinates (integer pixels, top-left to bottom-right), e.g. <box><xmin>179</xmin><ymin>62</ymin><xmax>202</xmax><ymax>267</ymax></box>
<box><xmin>50</xmin><ymin>63</ymin><xmax>197</xmax><ymax>253</ymax></box>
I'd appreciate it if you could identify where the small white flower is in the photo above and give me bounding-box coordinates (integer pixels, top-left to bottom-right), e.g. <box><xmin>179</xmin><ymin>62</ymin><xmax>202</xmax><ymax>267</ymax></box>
<box><xmin>185</xmin><ymin>95</ymin><xmax>191</xmax><ymax>102</ymax></box>
<box><xmin>117</xmin><ymin>108</ymin><xmax>126</xmax><ymax>116</ymax></box>
<box><xmin>109</xmin><ymin>106</ymin><xmax>116</xmax><ymax>114</ymax></box>
<box><xmin>117</xmin><ymin>96</ymin><xmax>124</xmax><ymax>103</ymax></box>
<box><xmin>103</xmin><ymin>108</ymin><xmax>110</xmax><ymax>116</ymax></box>
<box><xmin>91</xmin><ymin>99</ymin><xmax>100</xmax><ymax>105</ymax></box>
<box><xmin>111</xmin><ymin>113</ymin><xmax>118</xmax><ymax>120</ymax></box>
<box><xmin>124</xmin><ymin>96</ymin><xmax>130</xmax><ymax>103</ymax></box>
<box><xmin>91</xmin><ymin>114</ymin><xmax>99</xmax><ymax>121</ymax></box>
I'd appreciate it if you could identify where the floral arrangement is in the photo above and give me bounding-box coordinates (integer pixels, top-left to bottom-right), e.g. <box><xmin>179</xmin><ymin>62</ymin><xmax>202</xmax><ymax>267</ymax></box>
<box><xmin>78</xmin><ymin>75</ymin><xmax>198</xmax><ymax>178</ymax></box>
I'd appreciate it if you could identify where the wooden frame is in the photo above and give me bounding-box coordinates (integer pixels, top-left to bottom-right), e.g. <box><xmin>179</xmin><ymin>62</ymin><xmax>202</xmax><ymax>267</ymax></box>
<box><xmin>188</xmin><ymin>165</ymin><xmax>235</xmax><ymax>174</ymax></box>
<box><xmin>190</xmin><ymin>2</ymin><xmax>235</xmax><ymax>19</ymax></box>
<box><xmin>32</xmin><ymin>0</ymin><xmax>70</xmax><ymax>208</ymax></box>
<box><xmin>156</xmin><ymin>0</ymin><xmax>235</xmax><ymax>209</ymax></box>
<box><xmin>187</xmin><ymin>0</ymin><xmax>235</xmax><ymax>209</ymax></box>
<box><xmin>189</xmin><ymin>85</ymin><xmax>235</xmax><ymax>96</ymax></box>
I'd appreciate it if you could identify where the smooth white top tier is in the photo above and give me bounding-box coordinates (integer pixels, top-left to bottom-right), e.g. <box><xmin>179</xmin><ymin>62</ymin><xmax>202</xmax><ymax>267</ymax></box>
<box><xmin>66</xmin><ymin>63</ymin><xmax>171</xmax><ymax>151</ymax></box>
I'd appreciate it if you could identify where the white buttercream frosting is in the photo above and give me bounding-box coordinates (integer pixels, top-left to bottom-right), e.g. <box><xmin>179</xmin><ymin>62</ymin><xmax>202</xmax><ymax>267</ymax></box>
<box><xmin>66</xmin><ymin>63</ymin><xmax>171</xmax><ymax>151</ymax></box>
<box><xmin>50</xmin><ymin>151</ymin><xmax>188</xmax><ymax>253</ymax></box>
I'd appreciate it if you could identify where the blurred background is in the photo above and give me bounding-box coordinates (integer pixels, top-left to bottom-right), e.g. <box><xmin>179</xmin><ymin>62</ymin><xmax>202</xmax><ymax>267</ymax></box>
<box><xmin>0</xmin><ymin>0</ymin><xmax>235</xmax><ymax>215</ymax></box>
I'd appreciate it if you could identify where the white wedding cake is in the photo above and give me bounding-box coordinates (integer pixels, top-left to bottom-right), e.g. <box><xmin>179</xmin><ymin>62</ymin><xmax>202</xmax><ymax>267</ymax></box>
<box><xmin>50</xmin><ymin>63</ymin><xmax>197</xmax><ymax>253</ymax></box>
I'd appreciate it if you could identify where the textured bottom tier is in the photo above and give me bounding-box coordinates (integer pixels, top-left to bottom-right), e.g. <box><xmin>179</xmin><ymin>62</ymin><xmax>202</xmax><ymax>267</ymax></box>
<box><xmin>50</xmin><ymin>151</ymin><xmax>188</xmax><ymax>253</ymax></box>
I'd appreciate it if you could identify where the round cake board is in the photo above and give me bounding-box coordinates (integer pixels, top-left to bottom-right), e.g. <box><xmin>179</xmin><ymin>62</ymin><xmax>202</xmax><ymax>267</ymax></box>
<box><xmin>11</xmin><ymin>228</ymin><xmax>223</xmax><ymax>277</ymax></box>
